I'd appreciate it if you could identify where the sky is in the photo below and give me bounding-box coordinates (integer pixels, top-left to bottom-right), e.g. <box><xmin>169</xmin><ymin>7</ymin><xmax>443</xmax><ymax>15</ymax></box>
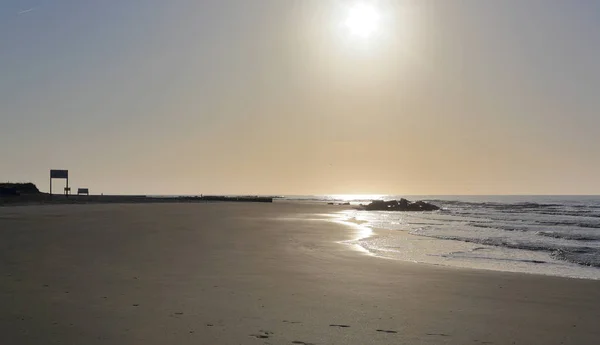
<box><xmin>1</xmin><ymin>0</ymin><xmax>600</xmax><ymax>195</ymax></box>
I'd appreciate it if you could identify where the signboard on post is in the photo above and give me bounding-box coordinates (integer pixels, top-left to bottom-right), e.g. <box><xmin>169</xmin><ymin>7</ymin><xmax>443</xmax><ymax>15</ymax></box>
<box><xmin>50</xmin><ymin>170</ymin><xmax>69</xmax><ymax>179</ymax></box>
<box><xmin>50</xmin><ymin>169</ymin><xmax>69</xmax><ymax>195</ymax></box>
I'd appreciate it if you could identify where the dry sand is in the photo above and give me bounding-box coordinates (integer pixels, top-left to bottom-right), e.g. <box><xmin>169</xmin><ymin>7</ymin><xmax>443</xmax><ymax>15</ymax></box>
<box><xmin>1</xmin><ymin>202</ymin><xmax>599</xmax><ymax>344</ymax></box>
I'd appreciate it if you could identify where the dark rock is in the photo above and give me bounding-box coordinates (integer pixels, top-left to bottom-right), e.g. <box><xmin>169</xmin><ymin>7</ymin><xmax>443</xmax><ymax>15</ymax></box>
<box><xmin>363</xmin><ymin>199</ymin><xmax>439</xmax><ymax>212</ymax></box>
<box><xmin>408</xmin><ymin>200</ymin><xmax>440</xmax><ymax>211</ymax></box>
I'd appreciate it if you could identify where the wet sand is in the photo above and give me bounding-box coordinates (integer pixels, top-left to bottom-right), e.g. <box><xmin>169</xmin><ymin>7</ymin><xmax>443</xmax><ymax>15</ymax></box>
<box><xmin>1</xmin><ymin>202</ymin><xmax>599</xmax><ymax>344</ymax></box>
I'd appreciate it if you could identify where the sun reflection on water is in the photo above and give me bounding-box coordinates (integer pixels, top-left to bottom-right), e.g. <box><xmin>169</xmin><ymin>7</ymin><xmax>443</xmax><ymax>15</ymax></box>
<box><xmin>327</xmin><ymin>194</ymin><xmax>386</xmax><ymax>202</ymax></box>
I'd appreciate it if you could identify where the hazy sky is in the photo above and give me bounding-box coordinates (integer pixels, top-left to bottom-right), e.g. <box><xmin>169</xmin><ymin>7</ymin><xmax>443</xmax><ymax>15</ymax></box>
<box><xmin>2</xmin><ymin>0</ymin><xmax>600</xmax><ymax>195</ymax></box>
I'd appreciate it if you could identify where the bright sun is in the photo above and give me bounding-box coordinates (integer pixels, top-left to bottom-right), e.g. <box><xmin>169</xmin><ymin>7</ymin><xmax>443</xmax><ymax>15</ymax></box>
<box><xmin>345</xmin><ymin>3</ymin><xmax>380</xmax><ymax>38</ymax></box>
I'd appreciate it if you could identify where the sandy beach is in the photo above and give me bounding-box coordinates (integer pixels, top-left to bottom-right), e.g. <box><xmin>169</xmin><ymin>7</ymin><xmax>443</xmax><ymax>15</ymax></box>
<box><xmin>1</xmin><ymin>202</ymin><xmax>599</xmax><ymax>344</ymax></box>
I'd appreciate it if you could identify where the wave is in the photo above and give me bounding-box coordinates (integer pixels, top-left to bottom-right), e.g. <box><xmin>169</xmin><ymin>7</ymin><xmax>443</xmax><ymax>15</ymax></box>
<box><xmin>443</xmin><ymin>211</ymin><xmax>600</xmax><ymax>230</ymax></box>
<box><xmin>430</xmin><ymin>200</ymin><xmax>562</xmax><ymax>209</ymax></box>
<box><xmin>440</xmin><ymin>253</ymin><xmax>548</xmax><ymax>265</ymax></box>
<box><xmin>470</xmin><ymin>223</ymin><xmax>529</xmax><ymax>232</ymax></box>
<box><xmin>412</xmin><ymin>232</ymin><xmax>600</xmax><ymax>268</ymax></box>
<box><xmin>433</xmin><ymin>200</ymin><xmax>600</xmax><ymax>218</ymax></box>
<box><xmin>536</xmin><ymin>220</ymin><xmax>600</xmax><ymax>229</ymax></box>
<box><xmin>550</xmin><ymin>248</ymin><xmax>600</xmax><ymax>268</ymax></box>
<box><xmin>531</xmin><ymin>211</ymin><xmax>600</xmax><ymax>218</ymax></box>
<box><xmin>537</xmin><ymin>231</ymin><xmax>600</xmax><ymax>241</ymax></box>
<box><xmin>466</xmin><ymin>220</ymin><xmax>600</xmax><ymax>231</ymax></box>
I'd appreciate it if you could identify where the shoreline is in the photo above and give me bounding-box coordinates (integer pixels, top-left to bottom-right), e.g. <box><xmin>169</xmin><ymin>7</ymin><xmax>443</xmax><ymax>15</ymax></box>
<box><xmin>5</xmin><ymin>198</ymin><xmax>600</xmax><ymax>281</ymax></box>
<box><xmin>333</xmin><ymin>211</ymin><xmax>600</xmax><ymax>281</ymax></box>
<box><xmin>4</xmin><ymin>198</ymin><xmax>599</xmax><ymax>281</ymax></box>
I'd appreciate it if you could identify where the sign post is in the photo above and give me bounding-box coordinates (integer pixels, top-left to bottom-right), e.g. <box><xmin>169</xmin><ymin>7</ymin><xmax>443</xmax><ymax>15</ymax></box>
<box><xmin>50</xmin><ymin>170</ymin><xmax>69</xmax><ymax>196</ymax></box>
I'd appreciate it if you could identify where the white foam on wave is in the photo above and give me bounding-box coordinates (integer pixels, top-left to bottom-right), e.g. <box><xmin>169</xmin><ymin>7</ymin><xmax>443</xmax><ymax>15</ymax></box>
<box><xmin>334</xmin><ymin>209</ymin><xmax>600</xmax><ymax>280</ymax></box>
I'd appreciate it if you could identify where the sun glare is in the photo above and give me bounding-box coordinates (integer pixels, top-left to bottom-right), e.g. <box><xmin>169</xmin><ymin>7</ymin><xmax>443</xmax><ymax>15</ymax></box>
<box><xmin>344</xmin><ymin>3</ymin><xmax>380</xmax><ymax>38</ymax></box>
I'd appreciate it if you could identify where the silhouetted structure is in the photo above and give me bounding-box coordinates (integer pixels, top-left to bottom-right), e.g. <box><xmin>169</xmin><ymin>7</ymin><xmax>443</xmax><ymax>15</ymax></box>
<box><xmin>50</xmin><ymin>169</ymin><xmax>69</xmax><ymax>195</ymax></box>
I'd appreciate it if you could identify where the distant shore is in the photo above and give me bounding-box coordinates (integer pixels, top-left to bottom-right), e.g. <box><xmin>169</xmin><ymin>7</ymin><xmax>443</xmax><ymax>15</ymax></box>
<box><xmin>0</xmin><ymin>194</ymin><xmax>274</xmax><ymax>206</ymax></box>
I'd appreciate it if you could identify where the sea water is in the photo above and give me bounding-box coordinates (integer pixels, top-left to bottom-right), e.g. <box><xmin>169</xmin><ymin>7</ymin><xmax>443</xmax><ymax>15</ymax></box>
<box><xmin>283</xmin><ymin>195</ymin><xmax>600</xmax><ymax>280</ymax></box>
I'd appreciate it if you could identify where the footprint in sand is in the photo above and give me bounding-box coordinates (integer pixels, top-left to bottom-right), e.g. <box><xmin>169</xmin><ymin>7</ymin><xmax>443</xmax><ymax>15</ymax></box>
<box><xmin>329</xmin><ymin>324</ymin><xmax>350</xmax><ymax>328</ymax></box>
<box><xmin>250</xmin><ymin>330</ymin><xmax>273</xmax><ymax>339</ymax></box>
<box><xmin>376</xmin><ymin>329</ymin><xmax>398</xmax><ymax>334</ymax></box>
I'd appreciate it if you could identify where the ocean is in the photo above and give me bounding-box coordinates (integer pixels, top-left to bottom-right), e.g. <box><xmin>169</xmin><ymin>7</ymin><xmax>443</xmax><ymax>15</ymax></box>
<box><xmin>282</xmin><ymin>195</ymin><xmax>600</xmax><ymax>280</ymax></box>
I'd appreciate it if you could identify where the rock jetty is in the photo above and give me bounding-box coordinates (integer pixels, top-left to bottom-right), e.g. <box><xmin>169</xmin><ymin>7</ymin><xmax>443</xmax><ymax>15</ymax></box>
<box><xmin>362</xmin><ymin>199</ymin><xmax>439</xmax><ymax>211</ymax></box>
